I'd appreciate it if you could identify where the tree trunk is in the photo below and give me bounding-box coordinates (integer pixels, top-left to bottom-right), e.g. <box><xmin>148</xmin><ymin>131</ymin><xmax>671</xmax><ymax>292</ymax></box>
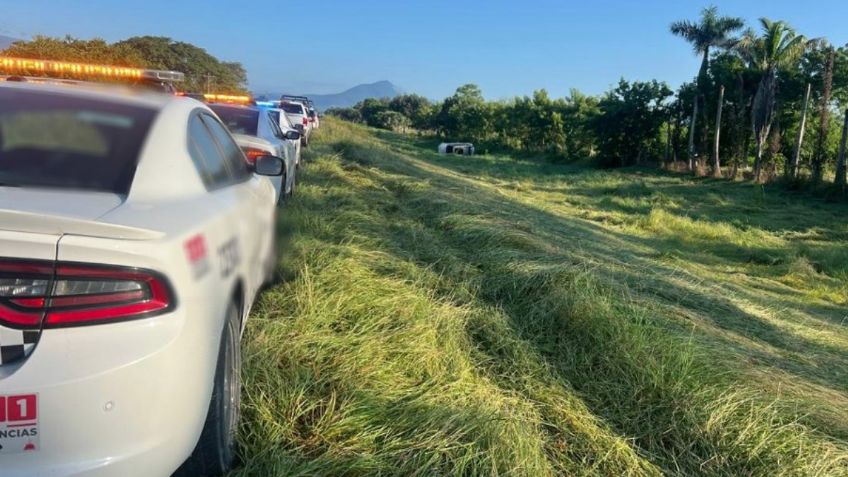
<box><xmin>700</xmin><ymin>96</ymin><xmax>710</xmax><ymax>171</ymax></box>
<box><xmin>731</xmin><ymin>72</ymin><xmax>747</xmax><ymax>179</ymax></box>
<box><xmin>767</xmin><ymin>124</ymin><xmax>783</xmax><ymax>182</ymax></box>
<box><xmin>697</xmin><ymin>49</ymin><xmax>711</xmax><ymax>171</ymax></box>
<box><xmin>674</xmin><ymin>109</ymin><xmax>683</xmax><ymax>162</ymax></box>
<box><xmin>752</xmin><ymin>70</ymin><xmax>777</xmax><ymax>182</ymax></box>
<box><xmin>739</xmin><ymin>126</ymin><xmax>751</xmax><ymax>177</ymax></box>
<box><xmin>754</xmin><ymin>140</ymin><xmax>764</xmax><ymax>182</ymax></box>
<box><xmin>688</xmin><ymin>100</ymin><xmax>698</xmax><ymax>172</ymax></box>
<box><xmin>813</xmin><ymin>48</ymin><xmax>835</xmax><ymax>184</ymax></box>
<box><xmin>665</xmin><ymin>116</ymin><xmax>672</xmax><ymax>167</ymax></box>
<box><xmin>712</xmin><ymin>85</ymin><xmax>725</xmax><ymax>177</ymax></box>
<box><xmin>836</xmin><ymin>110</ymin><xmax>848</xmax><ymax>192</ymax></box>
<box><xmin>790</xmin><ymin>83</ymin><xmax>812</xmax><ymax>181</ymax></box>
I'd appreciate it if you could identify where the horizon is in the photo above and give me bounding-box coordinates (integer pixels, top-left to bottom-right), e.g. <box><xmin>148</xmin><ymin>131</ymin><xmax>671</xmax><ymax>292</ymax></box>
<box><xmin>2</xmin><ymin>0</ymin><xmax>847</xmax><ymax>100</ymax></box>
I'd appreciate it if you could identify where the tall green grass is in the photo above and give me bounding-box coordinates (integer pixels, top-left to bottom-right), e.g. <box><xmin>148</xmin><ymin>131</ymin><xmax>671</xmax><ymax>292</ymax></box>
<box><xmin>232</xmin><ymin>119</ymin><xmax>848</xmax><ymax>476</ymax></box>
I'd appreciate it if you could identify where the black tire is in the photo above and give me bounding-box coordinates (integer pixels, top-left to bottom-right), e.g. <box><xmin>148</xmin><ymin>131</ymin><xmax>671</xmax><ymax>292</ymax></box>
<box><xmin>287</xmin><ymin>172</ymin><xmax>296</xmax><ymax>199</ymax></box>
<box><xmin>276</xmin><ymin>173</ymin><xmax>288</xmax><ymax>206</ymax></box>
<box><xmin>174</xmin><ymin>301</ymin><xmax>241</xmax><ymax>477</ymax></box>
<box><xmin>263</xmin><ymin>211</ymin><xmax>280</xmax><ymax>287</ymax></box>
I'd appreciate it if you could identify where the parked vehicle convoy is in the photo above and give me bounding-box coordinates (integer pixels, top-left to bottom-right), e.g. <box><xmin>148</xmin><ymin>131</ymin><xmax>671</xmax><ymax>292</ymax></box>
<box><xmin>207</xmin><ymin>100</ymin><xmax>300</xmax><ymax>202</ymax></box>
<box><xmin>278</xmin><ymin>100</ymin><xmax>312</xmax><ymax>146</ymax></box>
<box><xmin>277</xmin><ymin>95</ymin><xmax>319</xmax><ymax>130</ymax></box>
<box><xmin>280</xmin><ymin>94</ymin><xmax>314</xmax><ymax>110</ymax></box>
<box><xmin>0</xmin><ymin>59</ymin><xmax>286</xmax><ymax>477</ymax></box>
<box><xmin>264</xmin><ymin>106</ymin><xmax>304</xmax><ymax>166</ymax></box>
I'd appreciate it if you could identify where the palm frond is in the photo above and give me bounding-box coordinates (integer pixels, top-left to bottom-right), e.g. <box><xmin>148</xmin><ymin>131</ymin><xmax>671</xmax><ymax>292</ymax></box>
<box><xmin>671</xmin><ymin>6</ymin><xmax>746</xmax><ymax>57</ymax></box>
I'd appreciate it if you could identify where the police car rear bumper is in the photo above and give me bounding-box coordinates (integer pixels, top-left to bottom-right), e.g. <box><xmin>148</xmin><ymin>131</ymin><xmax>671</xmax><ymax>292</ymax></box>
<box><xmin>0</xmin><ymin>304</ymin><xmax>220</xmax><ymax>477</ymax></box>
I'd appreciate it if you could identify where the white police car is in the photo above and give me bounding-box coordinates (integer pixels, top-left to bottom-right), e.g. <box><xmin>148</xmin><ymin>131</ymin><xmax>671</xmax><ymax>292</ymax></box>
<box><xmin>0</xmin><ymin>59</ymin><xmax>283</xmax><ymax>476</ymax></box>
<box><xmin>206</xmin><ymin>99</ymin><xmax>299</xmax><ymax>203</ymax></box>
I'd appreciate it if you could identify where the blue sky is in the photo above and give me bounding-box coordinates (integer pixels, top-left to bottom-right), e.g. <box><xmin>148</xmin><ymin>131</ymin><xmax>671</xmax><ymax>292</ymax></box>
<box><xmin>1</xmin><ymin>0</ymin><xmax>846</xmax><ymax>99</ymax></box>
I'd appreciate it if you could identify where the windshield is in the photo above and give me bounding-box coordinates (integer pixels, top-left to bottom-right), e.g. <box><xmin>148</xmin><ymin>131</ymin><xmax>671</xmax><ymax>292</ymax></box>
<box><xmin>209</xmin><ymin>105</ymin><xmax>260</xmax><ymax>135</ymax></box>
<box><xmin>280</xmin><ymin>103</ymin><xmax>304</xmax><ymax>115</ymax></box>
<box><xmin>0</xmin><ymin>88</ymin><xmax>157</xmax><ymax>194</ymax></box>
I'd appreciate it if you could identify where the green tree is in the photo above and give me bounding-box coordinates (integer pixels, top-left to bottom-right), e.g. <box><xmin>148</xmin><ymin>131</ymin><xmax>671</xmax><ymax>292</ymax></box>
<box><xmin>325</xmin><ymin>107</ymin><xmax>363</xmax><ymax>123</ymax></box>
<box><xmin>561</xmin><ymin>89</ymin><xmax>600</xmax><ymax>160</ymax></box>
<box><xmin>671</xmin><ymin>6</ymin><xmax>745</xmax><ymax>167</ymax></box>
<box><xmin>372</xmin><ymin>110</ymin><xmax>411</xmax><ymax>132</ymax></box>
<box><xmin>115</xmin><ymin>36</ymin><xmax>248</xmax><ymax>93</ymax></box>
<box><xmin>356</xmin><ymin>97</ymin><xmax>391</xmax><ymax>127</ymax></box>
<box><xmin>809</xmin><ymin>45</ymin><xmax>848</xmax><ymax>183</ymax></box>
<box><xmin>593</xmin><ymin>79</ymin><xmax>673</xmax><ymax>167</ymax></box>
<box><xmin>436</xmin><ymin>84</ymin><xmax>492</xmax><ymax>143</ymax></box>
<box><xmin>708</xmin><ymin>52</ymin><xmax>758</xmax><ymax>174</ymax></box>
<box><xmin>735</xmin><ymin>19</ymin><xmax>811</xmax><ymax>181</ymax></box>
<box><xmin>2</xmin><ymin>35</ymin><xmax>144</xmax><ymax>68</ymax></box>
<box><xmin>388</xmin><ymin>94</ymin><xmax>432</xmax><ymax>129</ymax></box>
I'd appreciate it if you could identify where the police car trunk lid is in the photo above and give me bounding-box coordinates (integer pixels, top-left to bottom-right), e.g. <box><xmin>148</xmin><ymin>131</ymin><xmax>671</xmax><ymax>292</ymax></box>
<box><xmin>0</xmin><ymin>189</ymin><xmax>161</xmax><ymax>367</ymax></box>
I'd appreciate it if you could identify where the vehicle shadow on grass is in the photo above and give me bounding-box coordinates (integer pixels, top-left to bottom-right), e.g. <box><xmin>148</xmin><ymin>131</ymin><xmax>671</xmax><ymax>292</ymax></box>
<box><xmin>316</xmin><ymin>131</ymin><xmax>848</xmax><ymax>451</ymax></box>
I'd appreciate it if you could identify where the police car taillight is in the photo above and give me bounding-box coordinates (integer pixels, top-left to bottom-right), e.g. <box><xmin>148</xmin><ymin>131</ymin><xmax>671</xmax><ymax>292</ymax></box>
<box><xmin>45</xmin><ymin>264</ymin><xmax>174</xmax><ymax>326</ymax></box>
<box><xmin>0</xmin><ymin>261</ymin><xmax>54</xmax><ymax>327</ymax></box>
<box><xmin>0</xmin><ymin>260</ymin><xmax>174</xmax><ymax>328</ymax></box>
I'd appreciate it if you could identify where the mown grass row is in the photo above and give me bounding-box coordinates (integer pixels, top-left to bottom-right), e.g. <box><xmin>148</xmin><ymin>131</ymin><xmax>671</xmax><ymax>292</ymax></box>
<box><xmin>232</xmin><ymin>119</ymin><xmax>848</xmax><ymax>476</ymax></box>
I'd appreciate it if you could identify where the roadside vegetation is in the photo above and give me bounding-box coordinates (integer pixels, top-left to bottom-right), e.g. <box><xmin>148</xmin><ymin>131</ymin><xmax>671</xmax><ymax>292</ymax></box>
<box><xmin>328</xmin><ymin>7</ymin><xmax>848</xmax><ymax>193</ymax></box>
<box><xmin>235</xmin><ymin>118</ymin><xmax>848</xmax><ymax>476</ymax></box>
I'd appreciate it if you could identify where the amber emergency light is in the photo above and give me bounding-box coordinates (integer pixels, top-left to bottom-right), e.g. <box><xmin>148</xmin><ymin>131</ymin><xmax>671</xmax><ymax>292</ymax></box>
<box><xmin>0</xmin><ymin>57</ymin><xmax>185</xmax><ymax>83</ymax></box>
<box><xmin>203</xmin><ymin>93</ymin><xmax>253</xmax><ymax>104</ymax></box>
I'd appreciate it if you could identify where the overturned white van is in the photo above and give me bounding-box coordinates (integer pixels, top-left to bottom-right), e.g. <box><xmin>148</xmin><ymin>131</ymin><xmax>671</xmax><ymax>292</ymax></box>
<box><xmin>438</xmin><ymin>142</ymin><xmax>475</xmax><ymax>156</ymax></box>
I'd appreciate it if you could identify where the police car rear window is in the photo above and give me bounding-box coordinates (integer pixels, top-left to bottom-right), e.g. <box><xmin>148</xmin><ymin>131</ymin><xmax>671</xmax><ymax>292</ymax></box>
<box><xmin>209</xmin><ymin>106</ymin><xmax>259</xmax><ymax>136</ymax></box>
<box><xmin>280</xmin><ymin>103</ymin><xmax>303</xmax><ymax>115</ymax></box>
<box><xmin>0</xmin><ymin>88</ymin><xmax>157</xmax><ymax>194</ymax></box>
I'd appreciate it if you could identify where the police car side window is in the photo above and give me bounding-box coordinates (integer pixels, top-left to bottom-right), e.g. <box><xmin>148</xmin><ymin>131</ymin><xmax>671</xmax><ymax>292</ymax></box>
<box><xmin>201</xmin><ymin>114</ymin><xmax>251</xmax><ymax>182</ymax></box>
<box><xmin>188</xmin><ymin>115</ymin><xmax>230</xmax><ymax>188</ymax></box>
<box><xmin>267</xmin><ymin>112</ymin><xmax>285</xmax><ymax>139</ymax></box>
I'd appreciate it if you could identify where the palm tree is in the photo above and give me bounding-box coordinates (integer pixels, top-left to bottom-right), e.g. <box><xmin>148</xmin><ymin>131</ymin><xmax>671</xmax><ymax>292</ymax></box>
<box><xmin>671</xmin><ymin>6</ymin><xmax>745</xmax><ymax>171</ymax></box>
<box><xmin>812</xmin><ymin>46</ymin><xmax>835</xmax><ymax>183</ymax></box>
<box><xmin>735</xmin><ymin>19</ymin><xmax>811</xmax><ymax>181</ymax></box>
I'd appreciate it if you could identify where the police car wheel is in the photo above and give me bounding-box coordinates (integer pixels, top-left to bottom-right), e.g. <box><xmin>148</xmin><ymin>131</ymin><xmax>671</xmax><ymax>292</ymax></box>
<box><xmin>175</xmin><ymin>300</ymin><xmax>241</xmax><ymax>477</ymax></box>
<box><xmin>287</xmin><ymin>174</ymin><xmax>296</xmax><ymax>198</ymax></box>
<box><xmin>263</xmin><ymin>244</ymin><xmax>279</xmax><ymax>287</ymax></box>
<box><xmin>263</xmin><ymin>219</ymin><xmax>280</xmax><ymax>287</ymax></box>
<box><xmin>276</xmin><ymin>173</ymin><xmax>288</xmax><ymax>205</ymax></box>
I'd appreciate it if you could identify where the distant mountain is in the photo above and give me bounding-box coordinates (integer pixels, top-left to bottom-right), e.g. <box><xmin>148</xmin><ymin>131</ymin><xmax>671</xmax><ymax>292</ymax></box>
<box><xmin>0</xmin><ymin>35</ymin><xmax>21</xmax><ymax>51</ymax></box>
<box><xmin>257</xmin><ymin>81</ymin><xmax>401</xmax><ymax>111</ymax></box>
<box><xmin>308</xmin><ymin>81</ymin><xmax>401</xmax><ymax>110</ymax></box>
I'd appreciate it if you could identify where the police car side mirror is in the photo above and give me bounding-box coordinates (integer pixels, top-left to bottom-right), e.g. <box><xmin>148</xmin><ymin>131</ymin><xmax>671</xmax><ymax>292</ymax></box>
<box><xmin>254</xmin><ymin>156</ymin><xmax>284</xmax><ymax>176</ymax></box>
<box><xmin>285</xmin><ymin>130</ymin><xmax>301</xmax><ymax>141</ymax></box>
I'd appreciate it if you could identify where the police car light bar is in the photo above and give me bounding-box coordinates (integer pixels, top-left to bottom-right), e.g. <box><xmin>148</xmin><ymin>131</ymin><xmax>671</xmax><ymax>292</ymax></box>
<box><xmin>0</xmin><ymin>57</ymin><xmax>185</xmax><ymax>82</ymax></box>
<box><xmin>204</xmin><ymin>93</ymin><xmax>253</xmax><ymax>104</ymax></box>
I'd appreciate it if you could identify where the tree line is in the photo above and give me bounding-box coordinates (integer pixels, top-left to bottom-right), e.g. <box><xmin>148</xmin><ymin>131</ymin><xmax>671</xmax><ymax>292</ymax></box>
<box><xmin>1</xmin><ymin>35</ymin><xmax>248</xmax><ymax>93</ymax></box>
<box><xmin>328</xmin><ymin>7</ymin><xmax>848</xmax><ymax>191</ymax></box>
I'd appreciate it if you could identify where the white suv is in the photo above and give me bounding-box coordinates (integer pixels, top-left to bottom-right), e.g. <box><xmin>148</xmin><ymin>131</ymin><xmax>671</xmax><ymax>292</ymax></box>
<box><xmin>279</xmin><ymin>101</ymin><xmax>312</xmax><ymax>146</ymax></box>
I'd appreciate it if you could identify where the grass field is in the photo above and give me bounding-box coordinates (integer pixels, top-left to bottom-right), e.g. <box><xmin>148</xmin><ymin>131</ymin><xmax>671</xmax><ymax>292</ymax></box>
<box><xmin>232</xmin><ymin>118</ymin><xmax>848</xmax><ymax>476</ymax></box>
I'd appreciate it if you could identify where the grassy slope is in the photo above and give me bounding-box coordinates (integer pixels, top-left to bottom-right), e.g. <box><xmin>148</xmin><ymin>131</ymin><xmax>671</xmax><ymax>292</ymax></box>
<box><xmin>233</xmin><ymin>118</ymin><xmax>848</xmax><ymax>476</ymax></box>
